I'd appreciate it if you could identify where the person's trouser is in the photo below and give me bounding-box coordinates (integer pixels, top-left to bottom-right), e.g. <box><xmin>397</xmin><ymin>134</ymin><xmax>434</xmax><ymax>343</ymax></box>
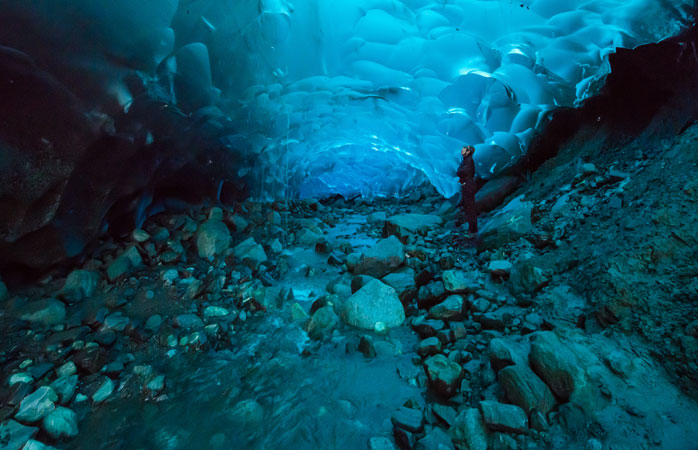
<box><xmin>460</xmin><ymin>183</ymin><xmax>478</xmax><ymax>233</ymax></box>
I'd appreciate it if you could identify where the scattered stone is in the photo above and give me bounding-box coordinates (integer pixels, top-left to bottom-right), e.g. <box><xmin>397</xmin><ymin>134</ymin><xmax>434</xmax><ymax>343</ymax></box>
<box><xmin>509</xmin><ymin>254</ymin><xmax>549</xmax><ymax>294</ymax></box>
<box><xmin>367</xmin><ymin>212</ymin><xmax>387</xmax><ymax>224</ymax></box>
<box><xmin>416</xmin><ymin>426</ymin><xmax>454</xmax><ymax>450</ymax></box>
<box><xmin>478</xmin><ymin>196</ymin><xmax>534</xmax><ymax>250</ymax></box>
<box><xmin>146</xmin><ymin>375</ymin><xmax>166</xmax><ymax>393</ymax></box>
<box><xmin>8</xmin><ymin>373</ymin><xmax>33</xmax><ymax>386</ymax></box>
<box><xmin>449</xmin><ymin>408</ymin><xmax>488</xmax><ymax>450</ymax></box>
<box><xmin>230</xmin><ymin>215</ymin><xmax>249</xmax><ymax>232</ymax></box>
<box><xmin>424</xmin><ymin>354</ymin><xmax>463</xmax><ymax>398</ymax></box>
<box><xmin>382</xmin><ymin>269</ymin><xmax>417</xmax><ymax>303</ymax></box>
<box><xmin>384</xmin><ymin>214</ymin><xmax>443</xmax><ymax>239</ymax></box>
<box><xmin>50</xmin><ymin>376</ymin><xmax>77</xmax><ymax>405</ymax></box>
<box><xmin>15</xmin><ymin>387</ymin><xmax>57</xmax><ymax>423</ymax></box>
<box><xmin>0</xmin><ymin>420</ymin><xmax>38</xmax><ymax>450</ymax></box>
<box><xmin>307</xmin><ymin>306</ymin><xmax>339</xmax><ymax>340</ymax></box>
<box><xmin>60</xmin><ymin>270</ymin><xmax>99</xmax><ymax>302</ymax></box>
<box><xmin>203</xmin><ymin>306</ymin><xmax>230</xmax><ymax>318</ymax></box>
<box><xmin>18</xmin><ymin>299</ymin><xmax>66</xmax><ymax>326</ymax></box>
<box><xmin>174</xmin><ymin>314</ymin><xmax>204</xmax><ymax>330</ymax></box>
<box><xmin>196</xmin><ymin>220</ymin><xmax>232</xmax><ymax>260</ymax></box>
<box><xmin>369</xmin><ymin>437</ymin><xmax>397</xmax><ymax>450</ymax></box>
<box><xmin>91</xmin><ymin>378</ymin><xmax>114</xmax><ymax>404</ymax></box>
<box><xmin>352</xmin><ymin>236</ymin><xmax>405</xmax><ymax>278</ymax></box>
<box><xmin>428</xmin><ymin>295</ymin><xmax>464</xmax><ymax>321</ymax></box>
<box><xmin>106</xmin><ymin>246</ymin><xmax>143</xmax><ymax>281</ymax></box>
<box><xmin>488</xmin><ymin>339</ymin><xmax>516</xmax><ymax>372</ymax></box>
<box><xmin>432</xmin><ymin>404</ymin><xmax>458</xmax><ymax>427</ymax></box>
<box><xmin>232</xmin><ymin>237</ymin><xmax>268</xmax><ymax>270</ymax></box>
<box><xmin>442</xmin><ymin>270</ymin><xmax>480</xmax><ymax>294</ymax></box>
<box><xmin>131</xmin><ymin>229</ymin><xmax>150</xmax><ymax>243</ymax></box>
<box><xmin>499</xmin><ymin>364</ymin><xmax>556</xmax><ymax>414</ymax></box>
<box><xmin>145</xmin><ymin>314</ymin><xmax>163</xmax><ymax>331</ymax></box>
<box><xmin>417</xmin><ymin>281</ymin><xmax>446</xmax><ymax>309</ymax></box>
<box><xmin>418</xmin><ymin>337</ymin><xmax>442</xmax><ymax>357</ymax></box>
<box><xmin>42</xmin><ymin>406</ymin><xmax>78</xmax><ymax>440</ymax></box>
<box><xmin>343</xmin><ymin>280</ymin><xmax>405</xmax><ymax>330</ymax></box>
<box><xmin>488</xmin><ymin>261</ymin><xmax>512</xmax><ymax>278</ymax></box>
<box><xmin>411</xmin><ymin>316</ymin><xmax>445</xmax><ymax>338</ymax></box>
<box><xmin>391</xmin><ymin>406</ymin><xmax>424</xmax><ymax>433</ymax></box>
<box><xmin>478</xmin><ymin>400</ymin><xmax>528</xmax><ymax>434</ymax></box>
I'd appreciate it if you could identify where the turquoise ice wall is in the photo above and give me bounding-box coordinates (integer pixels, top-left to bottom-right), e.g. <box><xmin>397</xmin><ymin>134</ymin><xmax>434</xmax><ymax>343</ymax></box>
<box><xmin>2</xmin><ymin>0</ymin><xmax>692</xmax><ymax>199</ymax></box>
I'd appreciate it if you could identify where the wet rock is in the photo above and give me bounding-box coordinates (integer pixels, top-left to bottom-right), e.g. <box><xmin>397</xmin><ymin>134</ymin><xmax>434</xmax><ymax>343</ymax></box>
<box><xmin>0</xmin><ymin>420</ymin><xmax>38</xmax><ymax>450</ymax></box>
<box><xmin>232</xmin><ymin>237</ymin><xmax>268</xmax><ymax>270</ymax></box>
<box><xmin>353</xmin><ymin>236</ymin><xmax>405</xmax><ymax>278</ymax></box>
<box><xmin>20</xmin><ymin>440</ymin><xmax>57</xmax><ymax>450</ymax></box>
<box><xmin>131</xmin><ymin>229</ymin><xmax>150</xmax><ymax>243</ymax></box>
<box><xmin>416</xmin><ymin>428</ymin><xmax>455</xmax><ymax>450</ymax></box>
<box><xmin>146</xmin><ymin>375</ymin><xmax>166</xmax><ymax>393</ymax></box>
<box><xmin>60</xmin><ymin>270</ymin><xmax>99</xmax><ymax>302</ymax></box>
<box><xmin>428</xmin><ymin>295</ymin><xmax>464</xmax><ymax>321</ymax></box>
<box><xmin>351</xmin><ymin>275</ymin><xmax>378</xmax><ymax>293</ymax></box>
<box><xmin>42</xmin><ymin>406</ymin><xmax>78</xmax><ymax>440</ymax></box>
<box><xmin>384</xmin><ymin>214</ymin><xmax>443</xmax><ymax>239</ymax></box>
<box><xmin>488</xmin><ymin>339</ymin><xmax>516</xmax><ymax>372</ymax></box>
<box><xmin>91</xmin><ymin>378</ymin><xmax>114</xmax><ymax>404</ymax></box>
<box><xmin>487</xmin><ymin>261</ymin><xmax>512</xmax><ymax>278</ymax></box>
<box><xmin>418</xmin><ymin>337</ymin><xmax>442</xmax><ymax>357</ymax></box>
<box><xmin>50</xmin><ymin>376</ymin><xmax>77</xmax><ymax>405</ymax></box>
<box><xmin>296</xmin><ymin>228</ymin><xmax>326</xmax><ymax>247</ymax></box>
<box><xmin>411</xmin><ymin>316</ymin><xmax>445</xmax><ymax>338</ymax></box>
<box><xmin>369</xmin><ymin>437</ymin><xmax>397</xmax><ymax>450</ymax></box>
<box><xmin>509</xmin><ymin>255</ymin><xmax>549</xmax><ymax>294</ymax></box>
<box><xmin>478</xmin><ymin>400</ymin><xmax>528</xmax><ymax>434</ymax></box>
<box><xmin>475</xmin><ymin>176</ymin><xmax>521</xmax><ymax>213</ymax></box>
<box><xmin>367</xmin><ymin>212</ymin><xmax>387</xmax><ymax>224</ymax></box>
<box><xmin>529</xmin><ymin>332</ymin><xmax>587</xmax><ymax>402</ymax></box>
<box><xmin>382</xmin><ymin>269</ymin><xmax>417</xmax><ymax>303</ymax></box>
<box><xmin>106</xmin><ymin>246</ymin><xmax>143</xmax><ymax>281</ymax></box>
<box><xmin>18</xmin><ymin>299</ymin><xmax>66</xmax><ymax>326</ymax></box>
<box><xmin>343</xmin><ymin>280</ymin><xmax>405</xmax><ymax>330</ymax></box>
<box><xmin>174</xmin><ymin>314</ymin><xmax>204</xmax><ymax>330</ymax></box>
<box><xmin>424</xmin><ymin>354</ymin><xmax>463</xmax><ymax>398</ymax></box>
<box><xmin>229</xmin><ymin>399</ymin><xmax>264</xmax><ymax>426</ymax></box>
<box><xmin>449</xmin><ymin>408</ymin><xmax>488</xmax><ymax>450</ymax></box>
<box><xmin>145</xmin><ymin>314</ymin><xmax>162</xmax><ymax>331</ymax></box>
<box><xmin>203</xmin><ymin>306</ymin><xmax>229</xmax><ymax>319</ymax></box>
<box><xmin>417</xmin><ymin>281</ymin><xmax>445</xmax><ymax>309</ymax></box>
<box><xmin>391</xmin><ymin>406</ymin><xmax>424</xmax><ymax>433</ymax></box>
<box><xmin>229</xmin><ymin>215</ymin><xmax>249</xmax><ymax>232</ymax></box>
<box><xmin>307</xmin><ymin>306</ymin><xmax>339</xmax><ymax>340</ymax></box>
<box><xmin>432</xmin><ymin>404</ymin><xmax>458</xmax><ymax>427</ymax></box>
<box><xmin>358</xmin><ymin>335</ymin><xmax>377</xmax><ymax>358</ymax></box>
<box><xmin>498</xmin><ymin>364</ymin><xmax>556</xmax><ymax>415</ymax></box>
<box><xmin>491</xmin><ymin>432</ymin><xmax>517</xmax><ymax>450</ymax></box>
<box><xmin>442</xmin><ymin>270</ymin><xmax>480</xmax><ymax>294</ymax></box>
<box><xmin>71</xmin><ymin>346</ymin><xmax>107</xmax><ymax>374</ymax></box>
<box><xmin>196</xmin><ymin>220</ymin><xmax>231</xmax><ymax>260</ymax></box>
<box><xmin>478</xmin><ymin>196</ymin><xmax>534</xmax><ymax>250</ymax></box>
<box><xmin>15</xmin><ymin>387</ymin><xmax>57</xmax><ymax>423</ymax></box>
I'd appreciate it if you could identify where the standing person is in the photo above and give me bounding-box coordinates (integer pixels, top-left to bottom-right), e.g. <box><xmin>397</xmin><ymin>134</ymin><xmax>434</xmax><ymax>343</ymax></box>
<box><xmin>457</xmin><ymin>145</ymin><xmax>478</xmax><ymax>233</ymax></box>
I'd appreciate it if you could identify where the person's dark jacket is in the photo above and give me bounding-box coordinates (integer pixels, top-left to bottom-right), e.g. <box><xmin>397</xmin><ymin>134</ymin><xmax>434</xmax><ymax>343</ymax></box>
<box><xmin>457</xmin><ymin>155</ymin><xmax>476</xmax><ymax>186</ymax></box>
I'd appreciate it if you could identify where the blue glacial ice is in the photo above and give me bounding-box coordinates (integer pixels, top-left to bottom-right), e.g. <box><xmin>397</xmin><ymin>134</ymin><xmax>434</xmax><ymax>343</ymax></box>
<box><xmin>3</xmin><ymin>0</ymin><xmax>692</xmax><ymax>199</ymax></box>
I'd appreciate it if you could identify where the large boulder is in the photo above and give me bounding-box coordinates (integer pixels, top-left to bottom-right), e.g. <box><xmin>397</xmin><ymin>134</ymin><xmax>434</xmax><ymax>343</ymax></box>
<box><xmin>343</xmin><ymin>279</ymin><xmax>405</xmax><ymax>330</ymax></box>
<box><xmin>498</xmin><ymin>364</ymin><xmax>556</xmax><ymax>414</ymax></box>
<box><xmin>475</xmin><ymin>176</ymin><xmax>521</xmax><ymax>213</ymax></box>
<box><xmin>478</xmin><ymin>195</ymin><xmax>534</xmax><ymax>250</ymax></box>
<box><xmin>529</xmin><ymin>332</ymin><xmax>589</xmax><ymax>403</ymax></box>
<box><xmin>196</xmin><ymin>220</ymin><xmax>232</xmax><ymax>260</ymax></box>
<box><xmin>509</xmin><ymin>254</ymin><xmax>549</xmax><ymax>294</ymax></box>
<box><xmin>383</xmin><ymin>214</ymin><xmax>443</xmax><ymax>240</ymax></box>
<box><xmin>353</xmin><ymin>236</ymin><xmax>405</xmax><ymax>278</ymax></box>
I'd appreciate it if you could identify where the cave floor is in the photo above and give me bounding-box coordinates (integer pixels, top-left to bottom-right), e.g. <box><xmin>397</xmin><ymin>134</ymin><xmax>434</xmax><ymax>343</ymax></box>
<box><xmin>2</xmin><ymin>126</ymin><xmax>698</xmax><ymax>450</ymax></box>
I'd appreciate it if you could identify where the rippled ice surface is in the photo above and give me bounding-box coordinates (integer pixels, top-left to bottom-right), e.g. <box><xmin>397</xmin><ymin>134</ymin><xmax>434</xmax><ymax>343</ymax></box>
<box><xmin>70</xmin><ymin>309</ymin><xmax>420</xmax><ymax>450</ymax></box>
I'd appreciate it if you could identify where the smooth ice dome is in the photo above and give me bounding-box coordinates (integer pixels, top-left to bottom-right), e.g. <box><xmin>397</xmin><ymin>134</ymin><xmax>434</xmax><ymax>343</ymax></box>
<box><xmin>1</xmin><ymin>0</ymin><xmax>691</xmax><ymax>201</ymax></box>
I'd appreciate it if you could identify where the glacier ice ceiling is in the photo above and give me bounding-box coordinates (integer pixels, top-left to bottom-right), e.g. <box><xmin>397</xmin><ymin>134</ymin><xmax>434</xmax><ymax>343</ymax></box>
<box><xmin>1</xmin><ymin>0</ymin><xmax>693</xmax><ymax>200</ymax></box>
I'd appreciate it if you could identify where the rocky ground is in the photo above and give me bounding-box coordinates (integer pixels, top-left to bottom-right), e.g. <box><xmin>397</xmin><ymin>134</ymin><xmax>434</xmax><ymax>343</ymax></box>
<box><xmin>1</xmin><ymin>125</ymin><xmax>698</xmax><ymax>450</ymax></box>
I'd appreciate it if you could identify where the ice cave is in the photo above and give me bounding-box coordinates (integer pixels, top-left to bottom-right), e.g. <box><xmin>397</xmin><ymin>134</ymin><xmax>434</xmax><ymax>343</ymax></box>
<box><xmin>1</xmin><ymin>1</ymin><xmax>698</xmax><ymax>449</ymax></box>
